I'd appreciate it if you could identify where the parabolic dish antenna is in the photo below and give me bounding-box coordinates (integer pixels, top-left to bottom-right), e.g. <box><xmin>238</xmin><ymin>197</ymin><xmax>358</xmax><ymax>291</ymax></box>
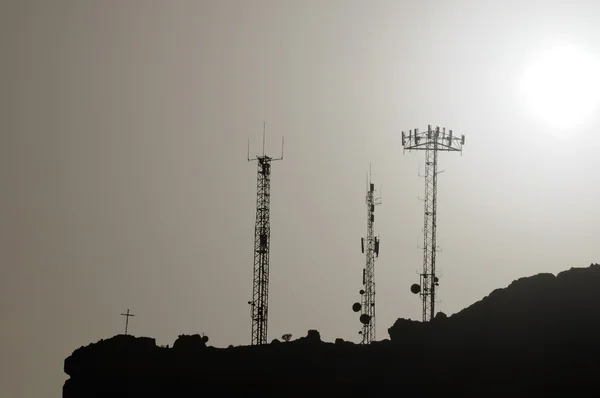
<box><xmin>359</xmin><ymin>314</ymin><xmax>371</xmax><ymax>325</ymax></box>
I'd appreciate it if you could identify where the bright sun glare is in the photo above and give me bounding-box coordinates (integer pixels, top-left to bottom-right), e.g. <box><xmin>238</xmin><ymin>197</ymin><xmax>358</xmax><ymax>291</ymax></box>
<box><xmin>520</xmin><ymin>41</ymin><xmax>600</xmax><ymax>130</ymax></box>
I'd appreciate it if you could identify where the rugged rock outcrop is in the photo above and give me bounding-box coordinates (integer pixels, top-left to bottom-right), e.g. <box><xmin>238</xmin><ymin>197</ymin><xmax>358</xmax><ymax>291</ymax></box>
<box><xmin>64</xmin><ymin>264</ymin><xmax>600</xmax><ymax>397</ymax></box>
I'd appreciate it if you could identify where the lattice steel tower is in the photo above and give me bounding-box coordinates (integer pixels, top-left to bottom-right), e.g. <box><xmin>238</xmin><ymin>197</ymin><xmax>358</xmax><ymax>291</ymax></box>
<box><xmin>247</xmin><ymin>123</ymin><xmax>283</xmax><ymax>345</ymax></box>
<box><xmin>402</xmin><ymin>125</ymin><xmax>464</xmax><ymax>322</ymax></box>
<box><xmin>352</xmin><ymin>168</ymin><xmax>381</xmax><ymax>344</ymax></box>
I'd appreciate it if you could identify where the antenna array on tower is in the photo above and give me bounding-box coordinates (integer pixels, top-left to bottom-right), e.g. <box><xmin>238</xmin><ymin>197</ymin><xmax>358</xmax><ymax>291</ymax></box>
<box><xmin>247</xmin><ymin>122</ymin><xmax>284</xmax><ymax>346</ymax></box>
<box><xmin>402</xmin><ymin>125</ymin><xmax>465</xmax><ymax>322</ymax></box>
<box><xmin>352</xmin><ymin>167</ymin><xmax>381</xmax><ymax>344</ymax></box>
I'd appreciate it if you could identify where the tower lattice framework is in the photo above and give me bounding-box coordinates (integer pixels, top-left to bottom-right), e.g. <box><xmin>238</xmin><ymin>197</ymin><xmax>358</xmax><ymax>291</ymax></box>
<box><xmin>247</xmin><ymin>127</ymin><xmax>283</xmax><ymax>345</ymax></box>
<box><xmin>353</xmin><ymin>170</ymin><xmax>380</xmax><ymax>344</ymax></box>
<box><xmin>402</xmin><ymin>125</ymin><xmax>464</xmax><ymax>322</ymax></box>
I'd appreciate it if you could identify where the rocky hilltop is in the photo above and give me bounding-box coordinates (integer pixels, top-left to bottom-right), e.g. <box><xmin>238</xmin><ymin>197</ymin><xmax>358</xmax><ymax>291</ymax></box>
<box><xmin>64</xmin><ymin>263</ymin><xmax>600</xmax><ymax>397</ymax></box>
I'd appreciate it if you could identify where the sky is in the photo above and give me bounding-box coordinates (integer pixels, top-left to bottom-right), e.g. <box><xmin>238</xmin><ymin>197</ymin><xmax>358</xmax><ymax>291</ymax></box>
<box><xmin>3</xmin><ymin>0</ymin><xmax>600</xmax><ymax>396</ymax></box>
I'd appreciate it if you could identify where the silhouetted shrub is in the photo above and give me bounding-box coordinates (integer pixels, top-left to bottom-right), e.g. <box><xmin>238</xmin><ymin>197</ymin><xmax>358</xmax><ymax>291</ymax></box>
<box><xmin>434</xmin><ymin>312</ymin><xmax>447</xmax><ymax>321</ymax></box>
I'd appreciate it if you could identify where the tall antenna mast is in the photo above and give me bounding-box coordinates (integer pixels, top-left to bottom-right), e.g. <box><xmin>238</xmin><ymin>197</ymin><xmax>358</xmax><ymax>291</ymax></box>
<box><xmin>352</xmin><ymin>166</ymin><xmax>381</xmax><ymax>344</ymax></box>
<box><xmin>402</xmin><ymin>125</ymin><xmax>465</xmax><ymax>322</ymax></box>
<box><xmin>247</xmin><ymin>122</ymin><xmax>284</xmax><ymax>346</ymax></box>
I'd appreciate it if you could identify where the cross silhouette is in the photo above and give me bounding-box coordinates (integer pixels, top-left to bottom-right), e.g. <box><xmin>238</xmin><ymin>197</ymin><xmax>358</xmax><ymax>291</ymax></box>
<box><xmin>120</xmin><ymin>309</ymin><xmax>135</xmax><ymax>335</ymax></box>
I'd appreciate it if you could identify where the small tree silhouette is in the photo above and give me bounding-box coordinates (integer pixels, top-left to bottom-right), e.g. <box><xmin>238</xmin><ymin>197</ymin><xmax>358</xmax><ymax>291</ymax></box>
<box><xmin>282</xmin><ymin>334</ymin><xmax>292</xmax><ymax>342</ymax></box>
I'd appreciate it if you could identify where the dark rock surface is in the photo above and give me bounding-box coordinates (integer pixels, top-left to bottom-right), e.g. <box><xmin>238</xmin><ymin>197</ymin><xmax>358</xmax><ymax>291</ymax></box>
<box><xmin>64</xmin><ymin>263</ymin><xmax>600</xmax><ymax>397</ymax></box>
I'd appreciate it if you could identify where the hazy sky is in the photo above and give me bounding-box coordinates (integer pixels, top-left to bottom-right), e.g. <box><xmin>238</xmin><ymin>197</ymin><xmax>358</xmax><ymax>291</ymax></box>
<box><xmin>3</xmin><ymin>0</ymin><xmax>600</xmax><ymax>396</ymax></box>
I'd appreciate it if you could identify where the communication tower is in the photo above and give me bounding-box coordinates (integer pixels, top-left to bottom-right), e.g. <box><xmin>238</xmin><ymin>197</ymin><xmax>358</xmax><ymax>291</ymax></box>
<box><xmin>402</xmin><ymin>125</ymin><xmax>465</xmax><ymax>322</ymax></box>
<box><xmin>247</xmin><ymin>122</ymin><xmax>283</xmax><ymax>345</ymax></box>
<box><xmin>352</xmin><ymin>167</ymin><xmax>381</xmax><ymax>344</ymax></box>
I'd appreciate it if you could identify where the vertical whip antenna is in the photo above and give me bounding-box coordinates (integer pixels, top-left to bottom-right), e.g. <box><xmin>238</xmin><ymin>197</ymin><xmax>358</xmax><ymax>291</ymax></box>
<box><xmin>262</xmin><ymin>121</ymin><xmax>266</xmax><ymax>156</ymax></box>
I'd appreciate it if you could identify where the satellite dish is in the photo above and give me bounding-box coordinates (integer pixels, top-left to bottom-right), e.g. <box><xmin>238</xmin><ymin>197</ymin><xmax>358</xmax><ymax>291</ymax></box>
<box><xmin>201</xmin><ymin>335</ymin><xmax>209</xmax><ymax>343</ymax></box>
<box><xmin>410</xmin><ymin>283</ymin><xmax>421</xmax><ymax>294</ymax></box>
<box><xmin>352</xmin><ymin>302</ymin><xmax>361</xmax><ymax>312</ymax></box>
<box><xmin>434</xmin><ymin>277</ymin><xmax>439</xmax><ymax>283</ymax></box>
<box><xmin>359</xmin><ymin>314</ymin><xmax>371</xmax><ymax>325</ymax></box>
<box><xmin>359</xmin><ymin>289</ymin><xmax>365</xmax><ymax>295</ymax></box>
